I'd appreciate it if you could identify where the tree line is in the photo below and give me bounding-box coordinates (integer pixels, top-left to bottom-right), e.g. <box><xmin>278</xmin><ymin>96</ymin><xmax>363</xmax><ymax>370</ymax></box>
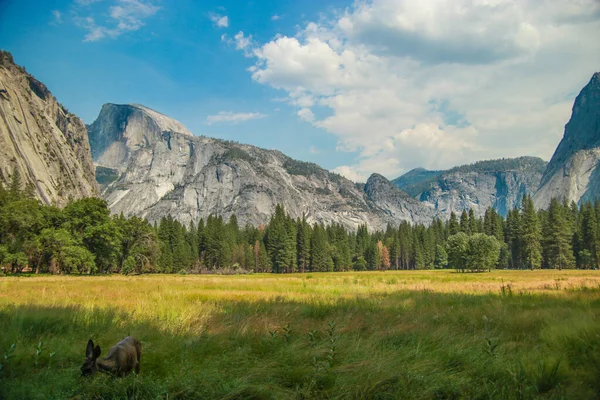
<box><xmin>1</xmin><ymin>172</ymin><xmax>599</xmax><ymax>274</ymax></box>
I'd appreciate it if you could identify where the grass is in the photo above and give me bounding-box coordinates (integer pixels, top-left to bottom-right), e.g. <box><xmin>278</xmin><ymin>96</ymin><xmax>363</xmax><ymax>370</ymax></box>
<box><xmin>0</xmin><ymin>270</ymin><xmax>599</xmax><ymax>399</ymax></box>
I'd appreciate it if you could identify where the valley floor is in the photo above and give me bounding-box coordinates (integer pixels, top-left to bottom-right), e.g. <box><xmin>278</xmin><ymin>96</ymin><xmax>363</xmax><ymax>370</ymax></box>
<box><xmin>1</xmin><ymin>270</ymin><xmax>599</xmax><ymax>399</ymax></box>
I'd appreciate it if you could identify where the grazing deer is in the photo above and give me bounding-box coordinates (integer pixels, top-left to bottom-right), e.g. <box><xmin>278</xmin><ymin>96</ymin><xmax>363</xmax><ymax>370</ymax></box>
<box><xmin>81</xmin><ymin>336</ymin><xmax>141</xmax><ymax>377</ymax></box>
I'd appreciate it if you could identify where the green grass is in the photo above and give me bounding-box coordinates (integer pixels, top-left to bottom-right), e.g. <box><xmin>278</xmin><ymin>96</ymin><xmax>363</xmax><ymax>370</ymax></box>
<box><xmin>1</xmin><ymin>270</ymin><xmax>599</xmax><ymax>399</ymax></box>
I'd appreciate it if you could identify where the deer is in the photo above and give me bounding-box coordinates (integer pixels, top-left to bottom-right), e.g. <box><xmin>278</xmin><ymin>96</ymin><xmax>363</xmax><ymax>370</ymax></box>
<box><xmin>81</xmin><ymin>336</ymin><xmax>142</xmax><ymax>377</ymax></box>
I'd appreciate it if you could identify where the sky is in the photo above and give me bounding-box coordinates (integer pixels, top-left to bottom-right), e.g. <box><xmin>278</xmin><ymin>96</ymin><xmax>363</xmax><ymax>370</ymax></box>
<box><xmin>0</xmin><ymin>0</ymin><xmax>599</xmax><ymax>182</ymax></box>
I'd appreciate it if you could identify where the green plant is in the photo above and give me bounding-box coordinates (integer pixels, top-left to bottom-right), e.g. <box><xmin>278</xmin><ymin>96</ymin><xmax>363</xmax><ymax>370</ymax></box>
<box><xmin>484</xmin><ymin>337</ymin><xmax>499</xmax><ymax>357</ymax></box>
<box><xmin>536</xmin><ymin>358</ymin><xmax>562</xmax><ymax>394</ymax></box>
<box><xmin>34</xmin><ymin>340</ymin><xmax>43</xmax><ymax>367</ymax></box>
<box><xmin>281</xmin><ymin>323</ymin><xmax>293</xmax><ymax>343</ymax></box>
<box><xmin>0</xmin><ymin>343</ymin><xmax>16</xmax><ymax>372</ymax></box>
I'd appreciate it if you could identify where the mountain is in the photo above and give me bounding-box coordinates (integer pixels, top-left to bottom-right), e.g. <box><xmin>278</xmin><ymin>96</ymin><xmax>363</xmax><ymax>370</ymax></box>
<box><xmin>391</xmin><ymin>168</ymin><xmax>442</xmax><ymax>195</ymax></box>
<box><xmin>392</xmin><ymin>157</ymin><xmax>548</xmax><ymax>217</ymax></box>
<box><xmin>0</xmin><ymin>51</ymin><xmax>98</xmax><ymax>205</ymax></box>
<box><xmin>534</xmin><ymin>72</ymin><xmax>600</xmax><ymax>208</ymax></box>
<box><xmin>88</xmin><ymin>103</ymin><xmax>440</xmax><ymax>230</ymax></box>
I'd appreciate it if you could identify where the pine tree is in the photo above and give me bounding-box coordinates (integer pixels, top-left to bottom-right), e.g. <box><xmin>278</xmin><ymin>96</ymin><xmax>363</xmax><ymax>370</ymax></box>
<box><xmin>460</xmin><ymin>210</ymin><xmax>470</xmax><ymax>234</ymax></box>
<box><xmin>544</xmin><ymin>199</ymin><xmax>575</xmax><ymax>269</ymax></box>
<box><xmin>376</xmin><ymin>241</ymin><xmax>390</xmax><ymax>270</ymax></box>
<box><xmin>310</xmin><ymin>224</ymin><xmax>332</xmax><ymax>272</ymax></box>
<box><xmin>468</xmin><ymin>209</ymin><xmax>478</xmax><ymax>234</ymax></box>
<box><xmin>578</xmin><ymin>202</ymin><xmax>599</xmax><ymax>269</ymax></box>
<box><xmin>506</xmin><ymin>207</ymin><xmax>522</xmax><ymax>268</ymax></box>
<box><xmin>434</xmin><ymin>244</ymin><xmax>448</xmax><ymax>269</ymax></box>
<box><xmin>8</xmin><ymin>169</ymin><xmax>23</xmax><ymax>200</ymax></box>
<box><xmin>521</xmin><ymin>194</ymin><xmax>542</xmax><ymax>269</ymax></box>
<box><xmin>448</xmin><ymin>212</ymin><xmax>460</xmax><ymax>236</ymax></box>
<box><xmin>296</xmin><ymin>217</ymin><xmax>311</xmax><ymax>273</ymax></box>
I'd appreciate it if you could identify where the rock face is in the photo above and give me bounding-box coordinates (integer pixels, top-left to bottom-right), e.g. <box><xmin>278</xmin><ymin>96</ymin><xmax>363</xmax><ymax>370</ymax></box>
<box><xmin>364</xmin><ymin>173</ymin><xmax>440</xmax><ymax>224</ymax></box>
<box><xmin>89</xmin><ymin>103</ymin><xmax>440</xmax><ymax>230</ymax></box>
<box><xmin>392</xmin><ymin>157</ymin><xmax>547</xmax><ymax>217</ymax></box>
<box><xmin>534</xmin><ymin>72</ymin><xmax>600</xmax><ymax>208</ymax></box>
<box><xmin>0</xmin><ymin>51</ymin><xmax>98</xmax><ymax>205</ymax></box>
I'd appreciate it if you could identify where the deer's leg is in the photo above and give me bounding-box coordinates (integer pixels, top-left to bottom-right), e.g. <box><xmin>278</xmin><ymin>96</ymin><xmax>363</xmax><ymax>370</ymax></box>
<box><xmin>135</xmin><ymin>353</ymin><xmax>141</xmax><ymax>374</ymax></box>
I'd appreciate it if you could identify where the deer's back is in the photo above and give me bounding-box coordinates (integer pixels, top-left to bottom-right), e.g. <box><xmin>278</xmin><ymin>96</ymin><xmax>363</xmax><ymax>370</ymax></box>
<box><xmin>104</xmin><ymin>336</ymin><xmax>141</xmax><ymax>374</ymax></box>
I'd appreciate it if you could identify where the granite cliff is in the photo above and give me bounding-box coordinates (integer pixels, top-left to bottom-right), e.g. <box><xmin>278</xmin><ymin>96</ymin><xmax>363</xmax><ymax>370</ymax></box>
<box><xmin>0</xmin><ymin>51</ymin><xmax>98</xmax><ymax>205</ymax></box>
<box><xmin>534</xmin><ymin>72</ymin><xmax>600</xmax><ymax>208</ymax></box>
<box><xmin>88</xmin><ymin>103</ymin><xmax>439</xmax><ymax>230</ymax></box>
<box><xmin>392</xmin><ymin>157</ymin><xmax>547</xmax><ymax>217</ymax></box>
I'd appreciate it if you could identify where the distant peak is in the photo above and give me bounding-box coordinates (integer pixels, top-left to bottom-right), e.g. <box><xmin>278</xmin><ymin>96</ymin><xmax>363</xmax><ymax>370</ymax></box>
<box><xmin>100</xmin><ymin>103</ymin><xmax>194</xmax><ymax>137</ymax></box>
<box><xmin>366</xmin><ymin>173</ymin><xmax>389</xmax><ymax>182</ymax></box>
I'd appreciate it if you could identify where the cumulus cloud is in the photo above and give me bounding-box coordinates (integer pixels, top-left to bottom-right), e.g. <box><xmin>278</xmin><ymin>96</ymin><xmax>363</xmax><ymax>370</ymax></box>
<box><xmin>222</xmin><ymin>31</ymin><xmax>255</xmax><ymax>57</ymax></box>
<box><xmin>271</xmin><ymin>14</ymin><xmax>281</xmax><ymax>21</ymax></box>
<box><xmin>298</xmin><ymin>108</ymin><xmax>315</xmax><ymax>122</ymax></box>
<box><xmin>332</xmin><ymin>165</ymin><xmax>367</xmax><ymax>183</ymax></box>
<box><xmin>52</xmin><ymin>10</ymin><xmax>63</xmax><ymax>24</ymax></box>
<box><xmin>74</xmin><ymin>0</ymin><xmax>160</xmax><ymax>41</ymax></box>
<box><xmin>206</xmin><ymin>111</ymin><xmax>267</xmax><ymax>125</ymax></box>
<box><xmin>232</xmin><ymin>0</ymin><xmax>600</xmax><ymax>180</ymax></box>
<box><xmin>210</xmin><ymin>13</ymin><xmax>229</xmax><ymax>28</ymax></box>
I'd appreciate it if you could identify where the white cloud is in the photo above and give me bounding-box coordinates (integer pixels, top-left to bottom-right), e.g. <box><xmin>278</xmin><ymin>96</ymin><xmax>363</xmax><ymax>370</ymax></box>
<box><xmin>224</xmin><ymin>31</ymin><xmax>255</xmax><ymax>57</ymax></box>
<box><xmin>309</xmin><ymin>146</ymin><xmax>320</xmax><ymax>154</ymax></box>
<box><xmin>206</xmin><ymin>111</ymin><xmax>267</xmax><ymax>125</ymax></box>
<box><xmin>271</xmin><ymin>14</ymin><xmax>281</xmax><ymax>21</ymax></box>
<box><xmin>75</xmin><ymin>0</ymin><xmax>160</xmax><ymax>41</ymax></box>
<box><xmin>210</xmin><ymin>13</ymin><xmax>229</xmax><ymax>28</ymax></box>
<box><xmin>52</xmin><ymin>10</ymin><xmax>62</xmax><ymax>24</ymax></box>
<box><xmin>75</xmin><ymin>0</ymin><xmax>103</xmax><ymax>4</ymax></box>
<box><xmin>332</xmin><ymin>165</ymin><xmax>367</xmax><ymax>183</ymax></box>
<box><xmin>232</xmin><ymin>0</ymin><xmax>600</xmax><ymax>180</ymax></box>
<box><xmin>298</xmin><ymin>108</ymin><xmax>315</xmax><ymax>122</ymax></box>
<box><xmin>235</xmin><ymin>31</ymin><xmax>253</xmax><ymax>50</ymax></box>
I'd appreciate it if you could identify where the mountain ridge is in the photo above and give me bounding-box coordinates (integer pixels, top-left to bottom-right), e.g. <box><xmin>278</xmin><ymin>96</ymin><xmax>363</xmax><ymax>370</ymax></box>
<box><xmin>0</xmin><ymin>50</ymin><xmax>98</xmax><ymax>205</ymax></box>
<box><xmin>88</xmin><ymin>103</ymin><xmax>440</xmax><ymax>230</ymax></box>
<box><xmin>392</xmin><ymin>156</ymin><xmax>548</xmax><ymax>216</ymax></box>
<box><xmin>534</xmin><ymin>72</ymin><xmax>600</xmax><ymax>208</ymax></box>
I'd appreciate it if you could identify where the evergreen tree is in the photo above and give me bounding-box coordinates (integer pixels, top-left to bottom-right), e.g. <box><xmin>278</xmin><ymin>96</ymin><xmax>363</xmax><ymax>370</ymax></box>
<box><xmin>459</xmin><ymin>210</ymin><xmax>470</xmax><ymax>234</ymax></box>
<box><xmin>310</xmin><ymin>224</ymin><xmax>332</xmax><ymax>272</ymax></box>
<box><xmin>468</xmin><ymin>209</ymin><xmax>478</xmax><ymax>234</ymax></box>
<box><xmin>296</xmin><ymin>217</ymin><xmax>311</xmax><ymax>273</ymax></box>
<box><xmin>578</xmin><ymin>202</ymin><xmax>599</xmax><ymax>269</ymax></box>
<box><xmin>521</xmin><ymin>194</ymin><xmax>542</xmax><ymax>269</ymax></box>
<box><xmin>434</xmin><ymin>244</ymin><xmax>448</xmax><ymax>269</ymax></box>
<box><xmin>544</xmin><ymin>199</ymin><xmax>575</xmax><ymax>269</ymax></box>
<box><xmin>448</xmin><ymin>211</ymin><xmax>460</xmax><ymax>236</ymax></box>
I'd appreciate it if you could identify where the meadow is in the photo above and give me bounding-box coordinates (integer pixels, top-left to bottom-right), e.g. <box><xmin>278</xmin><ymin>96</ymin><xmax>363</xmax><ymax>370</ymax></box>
<box><xmin>1</xmin><ymin>270</ymin><xmax>599</xmax><ymax>399</ymax></box>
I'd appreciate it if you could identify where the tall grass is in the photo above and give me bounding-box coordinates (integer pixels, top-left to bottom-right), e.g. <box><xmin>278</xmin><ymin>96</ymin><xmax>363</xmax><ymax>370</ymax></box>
<box><xmin>0</xmin><ymin>270</ymin><xmax>599</xmax><ymax>399</ymax></box>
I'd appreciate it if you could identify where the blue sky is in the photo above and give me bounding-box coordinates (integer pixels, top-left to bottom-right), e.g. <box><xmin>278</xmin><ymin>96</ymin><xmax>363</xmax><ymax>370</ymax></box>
<box><xmin>1</xmin><ymin>0</ymin><xmax>599</xmax><ymax>181</ymax></box>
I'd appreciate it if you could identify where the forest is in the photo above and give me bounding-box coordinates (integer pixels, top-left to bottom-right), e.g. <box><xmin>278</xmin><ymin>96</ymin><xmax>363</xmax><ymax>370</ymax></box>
<box><xmin>0</xmin><ymin>171</ymin><xmax>598</xmax><ymax>275</ymax></box>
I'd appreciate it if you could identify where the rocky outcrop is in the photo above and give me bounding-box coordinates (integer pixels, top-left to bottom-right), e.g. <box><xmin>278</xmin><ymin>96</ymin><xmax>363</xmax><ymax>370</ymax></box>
<box><xmin>534</xmin><ymin>72</ymin><xmax>600</xmax><ymax>208</ymax></box>
<box><xmin>392</xmin><ymin>157</ymin><xmax>547</xmax><ymax>217</ymax></box>
<box><xmin>364</xmin><ymin>173</ymin><xmax>439</xmax><ymax>223</ymax></box>
<box><xmin>0</xmin><ymin>51</ymin><xmax>98</xmax><ymax>205</ymax></box>
<box><xmin>89</xmin><ymin>103</ymin><xmax>440</xmax><ymax>230</ymax></box>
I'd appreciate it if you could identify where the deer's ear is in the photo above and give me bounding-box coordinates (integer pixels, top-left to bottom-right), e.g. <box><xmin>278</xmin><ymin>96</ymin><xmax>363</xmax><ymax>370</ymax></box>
<box><xmin>86</xmin><ymin>339</ymin><xmax>94</xmax><ymax>358</ymax></box>
<box><xmin>93</xmin><ymin>345</ymin><xmax>101</xmax><ymax>359</ymax></box>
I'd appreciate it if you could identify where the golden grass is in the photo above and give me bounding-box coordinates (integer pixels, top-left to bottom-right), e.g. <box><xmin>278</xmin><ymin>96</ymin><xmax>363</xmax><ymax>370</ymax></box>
<box><xmin>1</xmin><ymin>270</ymin><xmax>599</xmax><ymax>399</ymax></box>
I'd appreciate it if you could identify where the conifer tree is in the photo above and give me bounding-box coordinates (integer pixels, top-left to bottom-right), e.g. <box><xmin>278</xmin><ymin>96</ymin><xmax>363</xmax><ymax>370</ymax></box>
<box><xmin>448</xmin><ymin>212</ymin><xmax>460</xmax><ymax>236</ymax></box>
<box><xmin>460</xmin><ymin>210</ymin><xmax>470</xmax><ymax>234</ymax></box>
<box><xmin>544</xmin><ymin>198</ymin><xmax>574</xmax><ymax>269</ymax></box>
<box><xmin>521</xmin><ymin>194</ymin><xmax>542</xmax><ymax>269</ymax></box>
<box><xmin>296</xmin><ymin>217</ymin><xmax>311</xmax><ymax>273</ymax></box>
<box><xmin>468</xmin><ymin>209</ymin><xmax>478</xmax><ymax>234</ymax></box>
<box><xmin>578</xmin><ymin>202</ymin><xmax>599</xmax><ymax>268</ymax></box>
<box><xmin>310</xmin><ymin>223</ymin><xmax>332</xmax><ymax>272</ymax></box>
